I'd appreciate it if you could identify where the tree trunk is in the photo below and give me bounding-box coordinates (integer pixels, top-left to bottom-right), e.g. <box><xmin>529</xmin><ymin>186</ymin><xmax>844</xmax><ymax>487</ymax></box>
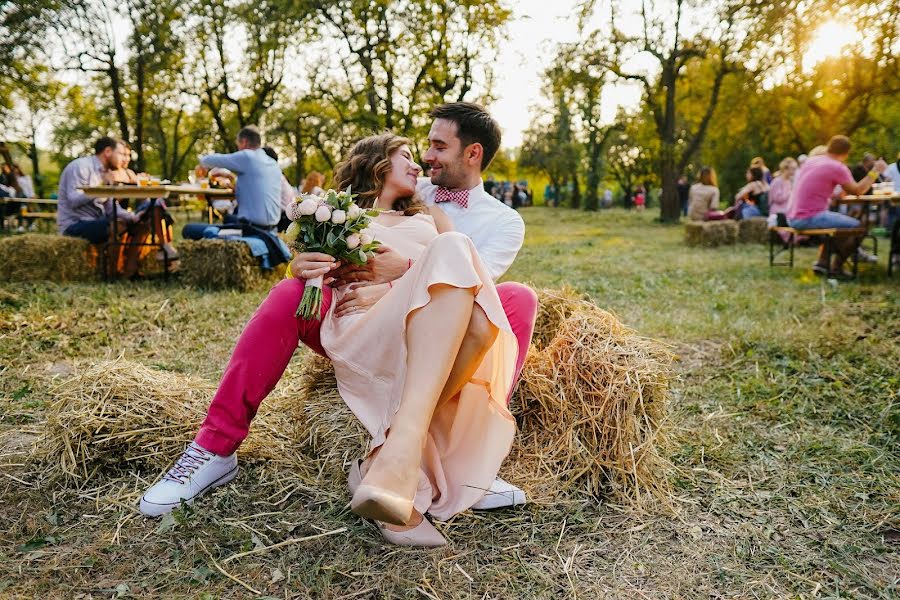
<box><xmin>658</xmin><ymin>63</ymin><xmax>681</xmax><ymax>223</ymax></box>
<box><xmin>584</xmin><ymin>134</ymin><xmax>601</xmax><ymax>211</ymax></box>
<box><xmin>659</xmin><ymin>150</ymin><xmax>680</xmax><ymax>222</ymax></box>
<box><xmin>29</xmin><ymin>129</ymin><xmax>43</xmax><ymax>198</ymax></box>
<box><xmin>569</xmin><ymin>176</ymin><xmax>581</xmax><ymax>209</ymax></box>
<box><xmin>134</xmin><ymin>58</ymin><xmax>146</xmax><ymax>172</ymax></box>
<box><xmin>108</xmin><ymin>65</ymin><xmax>130</xmax><ymax>145</ymax></box>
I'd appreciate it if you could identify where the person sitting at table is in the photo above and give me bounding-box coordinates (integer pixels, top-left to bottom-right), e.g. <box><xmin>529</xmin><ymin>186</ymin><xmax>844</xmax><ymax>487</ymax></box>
<box><xmin>198</xmin><ymin>125</ymin><xmax>282</xmax><ymax>231</ymax></box>
<box><xmin>103</xmin><ymin>141</ymin><xmax>179</xmax><ymax>263</ymax></box>
<box><xmin>734</xmin><ymin>167</ymin><xmax>770</xmax><ymax>219</ymax></box>
<box><xmin>57</xmin><ymin>136</ymin><xmax>151</xmax><ymax>279</ymax></box>
<box><xmin>261</xmin><ymin>146</ymin><xmax>297</xmax><ymax>232</ymax></box>
<box><xmin>787</xmin><ymin>135</ymin><xmax>887</xmax><ymax>279</ymax></box>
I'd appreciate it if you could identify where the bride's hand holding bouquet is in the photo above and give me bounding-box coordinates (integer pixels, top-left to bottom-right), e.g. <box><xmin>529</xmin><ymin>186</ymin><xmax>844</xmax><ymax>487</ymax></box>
<box><xmin>283</xmin><ymin>188</ymin><xmax>381</xmax><ymax>319</ymax></box>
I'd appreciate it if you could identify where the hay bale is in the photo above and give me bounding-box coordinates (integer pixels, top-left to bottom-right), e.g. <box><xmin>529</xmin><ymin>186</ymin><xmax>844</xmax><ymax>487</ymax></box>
<box><xmin>0</xmin><ymin>234</ymin><xmax>98</xmax><ymax>282</ymax></box>
<box><xmin>738</xmin><ymin>216</ymin><xmax>769</xmax><ymax>244</ymax></box>
<box><xmin>32</xmin><ymin>358</ymin><xmax>312</xmax><ymax>481</ymax></box>
<box><xmin>295</xmin><ymin>356</ymin><xmax>369</xmax><ymax>479</ymax></box>
<box><xmin>507</xmin><ymin>298</ymin><xmax>673</xmax><ymax>506</ymax></box>
<box><xmin>179</xmin><ymin>238</ymin><xmax>283</xmax><ymax>291</ymax></box>
<box><xmin>532</xmin><ymin>286</ymin><xmax>586</xmax><ymax>350</ymax></box>
<box><xmin>684</xmin><ymin>220</ymin><xmax>738</xmax><ymax>247</ymax></box>
<box><xmin>296</xmin><ymin>289</ymin><xmax>673</xmax><ymax>507</ymax></box>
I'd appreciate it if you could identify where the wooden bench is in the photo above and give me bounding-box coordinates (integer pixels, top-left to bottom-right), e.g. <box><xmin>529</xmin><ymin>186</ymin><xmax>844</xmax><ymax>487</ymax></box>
<box><xmin>769</xmin><ymin>226</ymin><xmax>875</xmax><ymax>278</ymax></box>
<box><xmin>1</xmin><ymin>197</ymin><xmax>58</xmax><ymax>232</ymax></box>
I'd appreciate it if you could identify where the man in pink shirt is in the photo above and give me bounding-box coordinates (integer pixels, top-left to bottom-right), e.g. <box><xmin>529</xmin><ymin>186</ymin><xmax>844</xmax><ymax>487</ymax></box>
<box><xmin>788</xmin><ymin>135</ymin><xmax>887</xmax><ymax>277</ymax></box>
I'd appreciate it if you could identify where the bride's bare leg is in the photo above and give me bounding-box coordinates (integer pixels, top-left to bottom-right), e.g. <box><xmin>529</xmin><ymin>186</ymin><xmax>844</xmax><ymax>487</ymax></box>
<box><xmin>359</xmin><ymin>304</ymin><xmax>496</xmax><ymax>530</ymax></box>
<box><xmin>353</xmin><ymin>284</ymin><xmax>474</xmax><ymax>524</ymax></box>
<box><xmin>437</xmin><ymin>304</ymin><xmax>497</xmax><ymax>404</ymax></box>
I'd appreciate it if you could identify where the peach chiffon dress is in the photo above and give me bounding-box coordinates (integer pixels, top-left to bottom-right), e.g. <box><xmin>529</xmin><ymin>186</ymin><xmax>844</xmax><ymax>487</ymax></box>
<box><xmin>319</xmin><ymin>212</ymin><xmax>518</xmax><ymax>520</ymax></box>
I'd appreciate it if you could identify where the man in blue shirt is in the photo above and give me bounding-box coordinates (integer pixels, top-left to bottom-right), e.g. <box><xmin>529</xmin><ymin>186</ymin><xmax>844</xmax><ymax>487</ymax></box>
<box><xmin>199</xmin><ymin>126</ymin><xmax>282</xmax><ymax>230</ymax></box>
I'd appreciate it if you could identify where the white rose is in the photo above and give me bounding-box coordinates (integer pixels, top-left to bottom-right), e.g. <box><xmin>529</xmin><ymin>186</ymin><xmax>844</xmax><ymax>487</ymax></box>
<box><xmin>297</xmin><ymin>197</ymin><xmax>318</xmax><ymax>216</ymax></box>
<box><xmin>358</xmin><ymin>249</ymin><xmax>368</xmax><ymax>263</ymax></box>
<box><xmin>314</xmin><ymin>205</ymin><xmax>331</xmax><ymax>222</ymax></box>
<box><xmin>331</xmin><ymin>209</ymin><xmax>346</xmax><ymax>224</ymax></box>
<box><xmin>346</xmin><ymin>233</ymin><xmax>360</xmax><ymax>249</ymax></box>
<box><xmin>360</xmin><ymin>231</ymin><xmax>374</xmax><ymax>245</ymax></box>
<box><xmin>347</xmin><ymin>204</ymin><xmax>362</xmax><ymax>219</ymax></box>
<box><xmin>283</xmin><ymin>221</ymin><xmax>300</xmax><ymax>243</ymax></box>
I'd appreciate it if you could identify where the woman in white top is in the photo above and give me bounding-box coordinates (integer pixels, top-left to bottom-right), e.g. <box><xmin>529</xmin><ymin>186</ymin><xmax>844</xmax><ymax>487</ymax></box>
<box><xmin>13</xmin><ymin>165</ymin><xmax>35</xmax><ymax>198</ymax></box>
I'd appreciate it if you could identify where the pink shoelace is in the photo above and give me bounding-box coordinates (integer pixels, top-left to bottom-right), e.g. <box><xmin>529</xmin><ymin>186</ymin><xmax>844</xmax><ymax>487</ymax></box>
<box><xmin>163</xmin><ymin>444</ymin><xmax>213</xmax><ymax>484</ymax></box>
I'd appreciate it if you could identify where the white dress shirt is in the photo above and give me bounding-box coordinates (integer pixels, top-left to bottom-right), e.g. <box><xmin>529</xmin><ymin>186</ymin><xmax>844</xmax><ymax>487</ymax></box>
<box><xmin>417</xmin><ymin>178</ymin><xmax>525</xmax><ymax>281</ymax></box>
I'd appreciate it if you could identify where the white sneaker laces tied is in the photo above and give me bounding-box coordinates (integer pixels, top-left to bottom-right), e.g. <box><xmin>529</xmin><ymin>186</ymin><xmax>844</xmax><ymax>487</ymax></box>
<box><xmin>163</xmin><ymin>444</ymin><xmax>213</xmax><ymax>484</ymax></box>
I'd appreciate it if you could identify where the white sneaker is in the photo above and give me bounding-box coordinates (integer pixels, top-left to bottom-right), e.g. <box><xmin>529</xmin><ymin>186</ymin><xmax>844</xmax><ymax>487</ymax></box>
<box><xmin>472</xmin><ymin>477</ymin><xmax>527</xmax><ymax>510</ymax></box>
<box><xmin>857</xmin><ymin>248</ymin><xmax>878</xmax><ymax>263</ymax></box>
<box><xmin>139</xmin><ymin>442</ymin><xmax>238</xmax><ymax>517</ymax></box>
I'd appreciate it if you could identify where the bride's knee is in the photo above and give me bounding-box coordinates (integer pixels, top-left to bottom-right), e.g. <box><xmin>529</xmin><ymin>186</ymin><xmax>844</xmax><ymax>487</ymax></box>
<box><xmin>466</xmin><ymin>305</ymin><xmax>498</xmax><ymax>349</ymax></box>
<box><xmin>428</xmin><ymin>231</ymin><xmax>472</xmax><ymax>258</ymax></box>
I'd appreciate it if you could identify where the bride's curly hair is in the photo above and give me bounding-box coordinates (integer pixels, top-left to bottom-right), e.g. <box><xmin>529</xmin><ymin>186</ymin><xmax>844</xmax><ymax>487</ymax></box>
<box><xmin>332</xmin><ymin>133</ymin><xmax>426</xmax><ymax>215</ymax></box>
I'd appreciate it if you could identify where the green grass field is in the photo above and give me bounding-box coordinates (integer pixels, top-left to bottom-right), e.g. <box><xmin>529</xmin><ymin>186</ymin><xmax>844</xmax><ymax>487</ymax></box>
<box><xmin>1</xmin><ymin>208</ymin><xmax>897</xmax><ymax>598</ymax></box>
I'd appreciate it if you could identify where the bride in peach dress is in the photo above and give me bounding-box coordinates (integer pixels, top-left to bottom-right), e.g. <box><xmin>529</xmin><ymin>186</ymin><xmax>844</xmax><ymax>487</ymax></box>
<box><xmin>317</xmin><ymin>133</ymin><xmax>518</xmax><ymax>547</ymax></box>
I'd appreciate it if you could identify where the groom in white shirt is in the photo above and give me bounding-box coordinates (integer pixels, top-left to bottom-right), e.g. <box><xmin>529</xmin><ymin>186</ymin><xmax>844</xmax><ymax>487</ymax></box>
<box><xmin>140</xmin><ymin>102</ymin><xmax>538</xmax><ymax>518</ymax></box>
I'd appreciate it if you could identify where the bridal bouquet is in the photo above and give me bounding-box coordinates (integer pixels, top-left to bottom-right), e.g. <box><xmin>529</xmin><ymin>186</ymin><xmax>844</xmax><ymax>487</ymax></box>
<box><xmin>283</xmin><ymin>188</ymin><xmax>380</xmax><ymax>319</ymax></box>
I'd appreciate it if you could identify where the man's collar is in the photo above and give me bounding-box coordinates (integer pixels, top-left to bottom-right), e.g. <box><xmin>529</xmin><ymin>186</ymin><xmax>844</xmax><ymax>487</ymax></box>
<box><xmin>91</xmin><ymin>154</ymin><xmax>105</xmax><ymax>172</ymax></box>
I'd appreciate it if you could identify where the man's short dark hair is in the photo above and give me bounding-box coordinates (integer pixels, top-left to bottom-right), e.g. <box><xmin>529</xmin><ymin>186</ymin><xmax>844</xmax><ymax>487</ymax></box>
<box><xmin>429</xmin><ymin>102</ymin><xmax>501</xmax><ymax>170</ymax></box>
<box><xmin>237</xmin><ymin>125</ymin><xmax>262</xmax><ymax>148</ymax></box>
<box><xmin>827</xmin><ymin>135</ymin><xmax>851</xmax><ymax>156</ymax></box>
<box><xmin>262</xmin><ymin>146</ymin><xmax>278</xmax><ymax>162</ymax></box>
<box><xmin>94</xmin><ymin>136</ymin><xmax>119</xmax><ymax>155</ymax></box>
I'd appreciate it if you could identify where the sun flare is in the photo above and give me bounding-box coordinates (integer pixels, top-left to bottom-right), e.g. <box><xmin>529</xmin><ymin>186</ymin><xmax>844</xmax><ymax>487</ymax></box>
<box><xmin>803</xmin><ymin>20</ymin><xmax>858</xmax><ymax>69</ymax></box>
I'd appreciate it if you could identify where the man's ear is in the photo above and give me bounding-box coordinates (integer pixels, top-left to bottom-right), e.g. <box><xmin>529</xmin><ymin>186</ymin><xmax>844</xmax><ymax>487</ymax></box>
<box><xmin>467</xmin><ymin>143</ymin><xmax>483</xmax><ymax>166</ymax></box>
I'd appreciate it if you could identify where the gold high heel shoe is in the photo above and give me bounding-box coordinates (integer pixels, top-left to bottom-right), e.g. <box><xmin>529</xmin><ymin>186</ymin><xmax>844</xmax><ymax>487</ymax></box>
<box><xmin>347</xmin><ymin>460</ymin><xmax>446</xmax><ymax>547</ymax></box>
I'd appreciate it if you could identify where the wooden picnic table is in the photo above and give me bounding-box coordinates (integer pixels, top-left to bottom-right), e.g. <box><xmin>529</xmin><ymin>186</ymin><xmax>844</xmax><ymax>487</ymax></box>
<box><xmin>837</xmin><ymin>193</ymin><xmax>900</xmax><ymax>205</ymax></box>
<box><xmin>834</xmin><ymin>193</ymin><xmax>900</xmax><ymax>227</ymax></box>
<box><xmin>81</xmin><ymin>184</ymin><xmax>235</xmax><ymax>224</ymax></box>
<box><xmin>79</xmin><ymin>184</ymin><xmax>235</xmax><ymax>279</ymax></box>
<box><xmin>835</xmin><ymin>192</ymin><xmax>900</xmax><ymax>277</ymax></box>
<box><xmin>80</xmin><ymin>184</ymin><xmax>234</xmax><ymax>199</ymax></box>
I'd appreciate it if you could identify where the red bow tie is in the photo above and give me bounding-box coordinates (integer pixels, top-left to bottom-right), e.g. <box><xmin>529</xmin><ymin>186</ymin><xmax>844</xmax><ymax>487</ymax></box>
<box><xmin>434</xmin><ymin>187</ymin><xmax>469</xmax><ymax>209</ymax></box>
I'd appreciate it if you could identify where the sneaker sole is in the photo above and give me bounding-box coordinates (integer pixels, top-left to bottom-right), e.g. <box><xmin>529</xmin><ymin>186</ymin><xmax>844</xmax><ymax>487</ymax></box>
<box><xmin>472</xmin><ymin>489</ymin><xmax>527</xmax><ymax>510</ymax></box>
<box><xmin>139</xmin><ymin>464</ymin><xmax>239</xmax><ymax>517</ymax></box>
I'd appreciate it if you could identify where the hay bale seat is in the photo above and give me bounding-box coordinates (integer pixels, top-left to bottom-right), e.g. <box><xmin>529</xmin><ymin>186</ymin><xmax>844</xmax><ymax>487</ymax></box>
<box><xmin>179</xmin><ymin>238</ymin><xmax>284</xmax><ymax>291</ymax></box>
<box><xmin>32</xmin><ymin>289</ymin><xmax>673</xmax><ymax>507</ymax></box>
<box><xmin>32</xmin><ymin>359</ymin><xmax>313</xmax><ymax>482</ymax></box>
<box><xmin>738</xmin><ymin>217</ymin><xmax>769</xmax><ymax>244</ymax></box>
<box><xmin>0</xmin><ymin>233</ymin><xmax>99</xmax><ymax>283</ymax></box>
<box><xmin>684</xmin><ymin>220</ymin><xmax>738</xmax><ymax>247</ymax></box>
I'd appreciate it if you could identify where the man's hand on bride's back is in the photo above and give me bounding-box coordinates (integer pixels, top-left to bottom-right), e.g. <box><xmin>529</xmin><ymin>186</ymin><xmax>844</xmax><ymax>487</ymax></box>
<box><xmin>330</xmin><ymin>246</ymin><xmax>407</xmax><ymax>287</ymax></box>
<box><xmin>290</xmin><ymin>252</ymin><xmax>339</xmax><ymax>281</ymax></box>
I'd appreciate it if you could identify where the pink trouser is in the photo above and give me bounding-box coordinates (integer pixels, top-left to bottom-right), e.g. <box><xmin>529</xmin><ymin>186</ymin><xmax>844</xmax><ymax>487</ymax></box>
<box><xmin>196</xmin><ymin>278</ymin><xmax>538</xmax><ymax>456</ymax></box>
